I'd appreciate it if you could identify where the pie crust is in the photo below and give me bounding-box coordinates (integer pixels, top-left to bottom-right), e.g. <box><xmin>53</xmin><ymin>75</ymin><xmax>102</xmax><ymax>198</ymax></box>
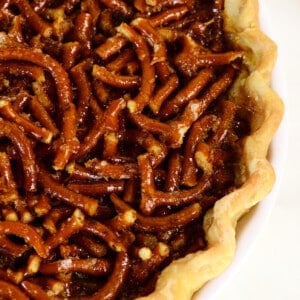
<box><xmin>137</xmin><ymin>0</ymin><xmax>284</xmax><ymax>299</ymax></box>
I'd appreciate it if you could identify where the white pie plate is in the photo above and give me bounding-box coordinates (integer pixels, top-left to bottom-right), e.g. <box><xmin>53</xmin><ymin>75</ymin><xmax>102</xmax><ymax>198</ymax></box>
<box><xmin>193</xmin><ymin>1</ymin><xmax>288</xmax><ymax>299</ymax></box>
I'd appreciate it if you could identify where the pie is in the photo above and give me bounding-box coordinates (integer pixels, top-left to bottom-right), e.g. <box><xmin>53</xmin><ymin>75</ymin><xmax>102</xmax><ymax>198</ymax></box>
<box><xmin>0</xmin><ymin>0</ymin><xmax>283</xmax><ymax>299</ymax></box>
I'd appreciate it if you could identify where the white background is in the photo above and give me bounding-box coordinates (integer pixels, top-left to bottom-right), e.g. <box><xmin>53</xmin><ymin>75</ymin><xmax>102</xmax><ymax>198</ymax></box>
<box><xmin>213</xmin><ymin>0</ymin><xmax>300</xmax><ymax>299</ymax></box>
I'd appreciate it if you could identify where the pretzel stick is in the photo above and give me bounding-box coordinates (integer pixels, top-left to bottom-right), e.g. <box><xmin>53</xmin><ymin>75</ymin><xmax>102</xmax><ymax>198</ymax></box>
<box><xmin>148</xmin><ymin>0</ymin><xmax>192</xmax><ymax>9</ymax></box>
<box><xmin>43</xmin><ymin>206</ymin><xmax>73</xmax><ymax>234</ymax></box>
<box><xmin>85</xmin><ymin>251</ymin><xmax>130</xmax><ymax>300</ymax></box>
<box><xmin>169</xmin><ymin>65</ymin><xmax>237</xmax><ymax>137</ymax></box>
<box><xmin>75</xmin><ymin>98</ymin><xmax>125</xmax><ymax>159</ymax></box>
<box><xmin>138</xmin><ymin>154</ymin><xmax>211</xmax><ymax>214</ymax></box>
<box><xmin>209</xmin><ymin>100</ymin><xmax>237</xmax><ymax>146</ymax></box>
<box><xmin>149</xmin><ymin>73</ymin><xmax>179</xmax><ymax>114</ymax></box>
<box><xmin>29</xmin><ymin>95</ymin><xmax>59</xmax><ymax>136</ymax></box>
<box><xmin>31</xmin><ymin>194</ymin><xmax>52</xmax><ymax>217</ymax></box>
<box><xmin>92</xmin><ymin>65</ymin><xmax>140</xmax><ymax>88</ymax></box>
<box><xmin>66</xmin><ymin>162</ymin><xmax>102</xmax><ymax>181</ymax></box>
<box><xmin>73</xmin><ymin>12</ymin><xmax>93</xmax><ymax>55</ymax></box>
<box><xmin>164</xmin><ymin>150</ymin><xmax>182</xmax><ymax>192</ymax></box>
<box><xmin>0</xmin><ymin>268</ymin><xmax>23</xmax><ymax>286</ymax></box>
<box><xmin>0</xmin><ymin>280</ymin><xmax>29</xmax><ymax>300</ymax></box>
<box><xmin>0</xmin><ymin>152</ymin><xmax>19</xmax><ymax>201</ymax></box>
<box><xmin>111</xmin><ymin>193</ymin><xmax>202</xmax><ymax>232</ymax></box>
<box><xmin>0</xmin><ymin>235</ymin><xmax>28</xmax><ymax>257</ymax></box>
<box><xmin>38</xmin><ymin>166</ymin><xmax>98</xmax><ymax>216</ymax></box>
<box><xmin>0</xmin><ymin>221</ymin><xmax>47</xmax><ymax>258</ymax></box>
<box><xmin>103</xmin><ymin>132</ymin><xmax>119</xmax><ymax>160</ymax></box>
<box><xmin>80</xmin><ymin>0</ymin><xmax>101</xmax><ymax>25</ymax></box>
<box><xmin>44</xmin><ymin>208</ymin><xmax>85</xmax><ymax>253</ymax></box>
<box><xmin>62</xmin><ymin>42</ymin><xmax>81</xmax><ymax>70</ymax></box>
<box><xmin>74</xmin><ymin>234</ymin><xmax>108</xmax><ymax>258</ymax></box>
<box><xmin>21</xmin><ymin>280</ymin><xmax>59</xmax><ymax>300</ymax></box>
<box><xmin>129</xmin><ymin>242</ymin><xmax>169</xmax><ymax>283</ymax></box>
<box><xmin>99</xmin><ymin>0</ymin><xmax>133</xmax><ymax>17</ymax></box>
<box><xmin>0</xmin><ymin>119</ymin><xmax>37</xmax><ymax>192</ymax></box>
<box><xmin>117</xmin><ymin>23</ymin><xmax>155</xmax><ymax>113</ymax></box>
<box><xmin>211</xmin><ymin>0</ymin><xmax>225</xmax><ymax>52</ymax></box>
<box><xmin>39</xmin><ymin>258</ymin><xmax>110</xmax><ymax>276</ymax></box>
<box><xmin>175</xmin><ymin>50</ymin><xmax>243</xmax><ymax>77</ymax></box>
<box><xmin>128</xmin><ymin>113</ymin><xmax>180</xmax><ymax>147</ymax></box>
<box><xmin>70</xmin><ymin>59</ymin><xmax>94</xmax><ymax>125</ymax></box>
<box><xmin>126</xmin><ymin>129</ymin><xmax>168</xmax><ymax>167</ymax></box>
<box><xmin>67</xmin><ymin>180</ymin><xmax>124</xmax><ymax>195</ymax></box>
<box><xmin>85</xmin><ymin>159</ymin><xmax>138</xmax><ymax>180</ymax></box>
<box><xmin>181</xmin><ymin>115</ymin><xmax>218</xmax><ymax>187</ymax></box>
<box><xmin>194</xmin><ymin>142</ymin><xmax>215</xmax><ymax>176</ymax></box>
<box><xmin>0</xmin><ymin>61</ymin><xmax>45</xmax><ymax>82</ymax></box>
<box><xmin>9</xmin><ymin>15</ymin><xmax>25</xmax><ymax>43</ymax></box>
<box><xmin>159</xmin><ymin>67</ymin><xmax>214</xmax><ymax>119</ymax></box>
<box><xmin>0</xmin><ymin>100</ymin><xmax>53</xmax><ymax>143</ymax></box>
<box><xmin>95</xmin><ymin>34</ymin><xmax>128</xmax><ymax>60</ymax></box>
<box><xmin>149</xmin><ymin>6</ymin><xmax>189</xmax><ymax>27</ymax></box>
<box><xmin>82</xmin><ymin>220</ymin><xmax>126</xmax><ymax>252</ymax></box>
<box><xmin>106</xmin><ymin>49</ymin><xmax>136</xmax><ymax>73</ymax></box>
<box><xmin>10</xmin><ymin>0</ymin><xmax>52</xmax><ymax>38</ymax></box>
<box><xmin>132</xmin><ymin>18</ymin><xmax>167</xmax><ymax>65</ymax></box>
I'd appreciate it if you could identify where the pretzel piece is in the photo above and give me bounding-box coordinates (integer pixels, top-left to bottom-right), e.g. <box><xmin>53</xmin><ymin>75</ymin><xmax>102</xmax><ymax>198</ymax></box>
<box><xmin>39</xmin><ymin>258</ymin><xmax>110</xmax><ymax>276</ymax></box>
<box><xmin>75</xmin><ymin>97</ymin><xmax>125</xmax><ymax>159</ymax></box>
<box><xmin>99</xmin><ymin>0</ymin><xmax>133</xmax><ymax>17</ymax></box>
<box><xmin>70</xmin><ymin>59</ymin><xmax>94</xmax><ymax>125</ymax></box>
<box><xmin>92</xmin><ymin>64</ymin><xmax>140</xmax><ymax>89</ymax></box>
<box><xmin>0</xmin><ymin>152</ymin><xmax>19</xmax><ymax>202</ymax></box>
<box><xmin>82</xmin><ymin>220</ymin><xmax>126</xmax><ymax>252</ymax></box>
<box><xmin>0</xmin><ymin>280</ymin><xmax>29</xmax><ymax>300</ymax></box>
<box><xmin>10</xmin><ymin>0</ymin><xmax>52</xmax><ymax>38</ymax></box>
<box><xmin>0</xmin><ymin>221</ymin><xmax>47</xmax><ymax>258</ymax></box>
<box><xmin>85</xmin><ymin>159</ymin><xmax>138</xmax><ymax>180</ymax></box>
<box><xmin>148</xmin><ymin>6</ymin><xmax>189</xmax><ymax>27</ymax></box>
<box><xmin>181</xmin><ymin>115</ymin><xmax>218</xmax><ymax>187</ymax></box>
<box><xmin>38</xmin><ymin>166</ymin><xmax>98</xmax><ymax>216</ymax></box>
<box><xmin>117</xmin><ymin>23</ymin><xmax>155</xmax><ymax>113</ymax></box>
<box><xmin>111</xmin><ymin>193</ymin><xmax>202</xmax><ymax>232</ymax></box>
<box><xmin>44</xmin><ymin>208</ymin><xmax>85</xmax><ymax>253</ymax></box>
<box><xmin>159</xmin><ymin>67</ymin><xmax>214</xmax><ymax>119</ymax></box>
<box><xmin>21</xmin><ymin>280</ymin><xmax>59</xmax><ymax>300</ymax></box>
<box><xmin>0</xmin><ymin>235</ymin><xmax>28</xmax><ymax>257</ymax></box>
<box><xmin>95</xmin><ymin>34</ymin><xmax>128</xmax><ymax>60</ymax></box>
<box><xmin>0</xmin><ymin>100</ymin><xmax>53</xmax><ymax>143</ymax></box>
<box><xmin>0</xmin><ymin>119</ymin><xmax>37</xmax><ymax>192</ymax></box>
<box><xmin>67</xmin><ymin>180</ymin><xmax>124</xmax><ymax>195</ymax></box>
<box><xmin>138</xmin><ymin>154</ymin><xmax>211</xmax><ymax>214</ymax></box>
<box><xmin>85</xmin><ymin>251</ymin><xmax>130</xmax><ymax>300</ymax></box>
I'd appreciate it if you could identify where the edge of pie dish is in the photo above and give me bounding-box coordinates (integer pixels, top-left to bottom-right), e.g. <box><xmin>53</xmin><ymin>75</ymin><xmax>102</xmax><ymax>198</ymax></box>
<box><xmin>137</xmin><ymin>0</ymin><xmax>284</xmax><ymax>299</ymax></box>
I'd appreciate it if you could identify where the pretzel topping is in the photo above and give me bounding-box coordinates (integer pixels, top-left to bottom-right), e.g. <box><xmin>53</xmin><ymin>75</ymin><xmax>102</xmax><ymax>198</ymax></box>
<box><xmin>0</xmin><ymin>0</ymin><xmax>251</xmax><ymax>298</ymax></box>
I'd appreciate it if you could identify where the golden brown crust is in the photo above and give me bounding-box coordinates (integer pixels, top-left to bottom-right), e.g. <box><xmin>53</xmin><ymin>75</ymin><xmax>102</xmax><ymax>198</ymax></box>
<box><xmin>137</xmin><ymin>0</ymin><xmax>284</xmax><ymax>299</ymax></box>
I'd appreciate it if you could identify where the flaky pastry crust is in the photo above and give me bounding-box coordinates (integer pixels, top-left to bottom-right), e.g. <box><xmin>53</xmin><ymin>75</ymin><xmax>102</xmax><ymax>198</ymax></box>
<box><xmin>138</xmin><ymin>0</ymin><xmax>284</xmax><ymax>299</ymax></box>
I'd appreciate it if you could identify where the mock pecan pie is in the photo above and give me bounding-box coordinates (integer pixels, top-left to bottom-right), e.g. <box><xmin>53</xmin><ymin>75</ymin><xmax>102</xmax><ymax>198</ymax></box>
<box><xmin>0</xmin><ymin>0</ymin><xmax>283</xmax><ymax>299</ymax></box>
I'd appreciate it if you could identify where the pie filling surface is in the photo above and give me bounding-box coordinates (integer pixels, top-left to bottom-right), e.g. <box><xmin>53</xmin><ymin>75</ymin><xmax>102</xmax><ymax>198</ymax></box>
<box><xmin>0</xmin><ymin>0</ymin><xmax>283</xmax><ymax>299</ymax></box>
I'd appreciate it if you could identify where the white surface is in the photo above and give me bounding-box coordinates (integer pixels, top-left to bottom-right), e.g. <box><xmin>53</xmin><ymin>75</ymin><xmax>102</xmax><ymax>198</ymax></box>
<box><xmin>212</xmin><ymin>1</ymin><xmax>300</xmax><ymax>299</ymax></box>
